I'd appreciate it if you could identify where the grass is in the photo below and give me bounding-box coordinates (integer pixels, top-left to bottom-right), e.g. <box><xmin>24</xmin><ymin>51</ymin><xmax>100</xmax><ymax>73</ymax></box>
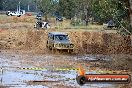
<box><xmin>0</xmin><ymin>14</ymin><xmax>129</xmax><ymax>54</ymax></box>
<box><xmin>0</xmin><ymin>15</ymin><xmax>8</xmax><ymax>22</ymax></box>
<box><xmin>0</xmin><ymin>15</ymin><xmax>35</xmax><ymax>24</ymax></box>
<box><xmin>54</xmin><ymin>19</ymin><xmax>104</xmax><ymax>30</ymax></box>
<box><xmin>0</xmin><ymin>14</ymin><xmax>117</xmax><ymax>32</ymax></box>
<box><xmin>0</xmin><ymin>14</ymin><xmax>7</xmax><ymax>18</ymax></box>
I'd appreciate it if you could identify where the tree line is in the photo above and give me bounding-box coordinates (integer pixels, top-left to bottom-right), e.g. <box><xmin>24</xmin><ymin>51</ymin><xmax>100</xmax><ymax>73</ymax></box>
<box><xmin>0</xmin><ymin>0</ymin><xmax>36</xmax><ymax>12</ymax></box>
<box><xmin>0</xmin><ymin>0</ymin><xmax>131</xmax><ymax>34</ymax></box>
<box><xmin>35</xmin><ymin>0</ymin><xmax>131</xmax><ymax>35</ymax></box>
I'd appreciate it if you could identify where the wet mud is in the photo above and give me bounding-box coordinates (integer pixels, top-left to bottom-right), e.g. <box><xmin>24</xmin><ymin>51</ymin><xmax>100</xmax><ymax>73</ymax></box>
<box><xmin>0</xmin><ymin>50</ymin><xmax>131</xmax><ymax>88</ymax></box>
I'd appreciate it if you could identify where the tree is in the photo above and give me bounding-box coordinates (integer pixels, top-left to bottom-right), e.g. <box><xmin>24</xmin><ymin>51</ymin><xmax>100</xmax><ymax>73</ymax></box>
<box><xmin>58</xmin><ymin>0</ymin><xmax>77</xmax><ymax>19</ymax></box>
<box><xmin>37</xmin><ymin>0</ymin><xmax>58</xmax><ymax>21</ymax></box>
<box><xmin>1</xmin><ymin>0</ymin><xmax>19</xmax><ymax>11</ymax></box>
<box><xmin>0</xmin><ymin>0</ymin><xmax>36</xmax><ymax>11</ymax></box>
<box><xmin>91</xmin><ymin>0</ymin><xmax>131</xmax><ymax>34</ymax></box>
<box><xmin>129</xmin><ymin>0</ymin><xmax>132</xmax><ymax>26</ymax></box>
<box><xmin>127</xmin><ymin>0</ymin><xmax>132</xmax><ymax>27</ymax></box>
<box><xmin>119</xmin><ymin>0</ymin><xmax>132</xmax><ymax>34</ymax></box>
<box><xmin>0</xmin><ymin>0</ymin><xmax>2</xmax><ymax>10</ymax></box>
<box><xmin>91</xmin><ymin>0</ymin><xmax>118</xmax><ymax>23</ymax></box>
<box><xmin>21</xmin><ymin>0</ymin><xmax>36</xmax><ymax>12</ymax></box>
<box><xmin>75</xmin><ymin>0</ymin><xmax>93</xmax><ymax>25</ymax></box>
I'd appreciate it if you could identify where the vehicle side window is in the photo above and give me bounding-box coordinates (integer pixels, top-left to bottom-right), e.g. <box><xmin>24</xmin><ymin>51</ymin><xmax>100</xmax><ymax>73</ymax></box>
<box><xmin>53</xmin><ymin>35</ymin><xmax>55</xmax><ymax>40</ymax></box>
<box><xmin>48</xmin><ymin>34</ymin><xmax>50</xmax><ymax>39</ymax></box>
<box><xmin>48</xmin><ymin>34</ymin><xmax>54</xmax><ymax>40</ymax></box>
<box><xmin>48</xmin><ymin>34</ymin><xmax>51</xmax><ymax>40</ymax></box>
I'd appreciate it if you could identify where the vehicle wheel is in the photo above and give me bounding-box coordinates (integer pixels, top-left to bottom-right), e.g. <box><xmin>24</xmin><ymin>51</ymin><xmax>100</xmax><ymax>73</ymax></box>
<box><xmin>46</xmin><ymin>45</ymin><xmax>48</xmax><ymax>48</ymax></box>
<box><xmin>7</xmin><ymin>14</ymin><xmax>9</xmax><ymax>16</ymax></box>
<box><xmin>17</xmin><ymin>15</ymin><xmax>21</xmax><ymax>17</ymax></box>
<box><xmin>76</xmin><ymin>76</ymin><xmax>86</xmax><ymax>86</ymax></box>
<box><xmin>67</xmin><ymin>49</ymin><xmax>73</xmax><ymax>53</ymax></box>
<box><xmin>46</xmin><ymin>41</ymin><xmax>49</xmax><ymax>48</ymax></box>
<box><xmin>36</xmin><ymin>24</ymin><xmax>40</xmax><ymax>30</ymax></box>
<box><xmin>49</xmin><ymin>46</ymin><xmax>52</xmax><ymax>50</ymax></box>
<box><xmin>34</xmin><ymin>25</ymin><xmax>36</xmax><ymax>28</ymax></box>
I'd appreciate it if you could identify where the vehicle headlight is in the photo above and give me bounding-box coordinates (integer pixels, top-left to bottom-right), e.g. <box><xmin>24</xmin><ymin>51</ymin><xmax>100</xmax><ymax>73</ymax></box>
<box><xmin>59</xmin><ymin>44</ymin><xmax>62</xmax><ymax>47</ymax></box>
<box><xmin>54</xmin><ymin>43</ymin><xmax>59</xmax><ymax>47</ymax></box>
<box><xmin>55</xmin><ymin>43</ymin><xmax>63</xmax><ymax>47</ymax></box>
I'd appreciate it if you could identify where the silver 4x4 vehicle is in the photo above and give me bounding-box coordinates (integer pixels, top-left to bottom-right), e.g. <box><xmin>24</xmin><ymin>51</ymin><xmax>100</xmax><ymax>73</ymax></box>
<box><xmin>46</xmin><ymin>32</ymin><xmax>74</xmax><ymax>52</ymax></box>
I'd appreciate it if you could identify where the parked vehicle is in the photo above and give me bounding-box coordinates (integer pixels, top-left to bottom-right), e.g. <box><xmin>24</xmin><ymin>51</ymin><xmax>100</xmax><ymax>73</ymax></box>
<box><xmin>103</xmin><ymin>20</ymin><xmax>116</xmax><ymax>29</ymax></box>
<box><xmin>36</xmin><ymin>13</ymin><xmax>43</xmax><ymax>20</ymax></box>
<box><xmin>56</xmin><ymin>16</ymin><xmax>63</xmax><ymax>21</ymax></box>
<box><xmin>6</xmin><ymin>11</ymin><xmax>21</xmax><ymax>17</ymax></box>
<box><xmin>6</xmin><ymin>10</ymin><xmax>25</xmax><ymax>17</ymax></box>
<box><xmin>34</xmin><ymin>21</ymin><xmax>50</xmax><ymax>29</ymax></box>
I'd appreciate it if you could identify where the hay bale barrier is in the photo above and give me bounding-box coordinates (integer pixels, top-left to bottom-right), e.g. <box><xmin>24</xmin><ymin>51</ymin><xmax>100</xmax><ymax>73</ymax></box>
<box><xmin>0</xmin><ymin>29</ymin><xmax>131</xmax><ymax>54</ymax></box>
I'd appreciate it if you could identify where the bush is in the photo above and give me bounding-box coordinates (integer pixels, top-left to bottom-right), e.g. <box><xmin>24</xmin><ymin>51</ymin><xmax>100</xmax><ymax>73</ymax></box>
<box><xmin>71</xmin><ymin>19</ymin><xmax>84</xmax><ymax>26</ymax></box>
<box><xmin>118</xmin><ymin>20</ymin><xmax>132</xmax><ymax>36</ymax></box>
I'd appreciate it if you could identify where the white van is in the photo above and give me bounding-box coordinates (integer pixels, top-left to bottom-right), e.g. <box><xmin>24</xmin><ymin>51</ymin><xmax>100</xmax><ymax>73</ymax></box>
<box><xmin>6</xmin><ymin>10</ymin><xmax>25</xmax><ymax>17</ymax></box>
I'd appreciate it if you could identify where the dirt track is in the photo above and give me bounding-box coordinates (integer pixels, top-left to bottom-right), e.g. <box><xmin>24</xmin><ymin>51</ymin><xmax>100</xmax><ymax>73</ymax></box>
<box><xmin>0</xmin><ymin>26</ymin><xmax>131</xmax><ymax>54</ymax></box>
<box><xmin>0</xmin><ymin>50</ymin><xmax>132</xmax><ymax>88</ymax></box>
<box><xmin>0</xmin><ymin>16</ymin><xmax>131</xmax><ymax>54</ymax></box>
<box><xmin>0</xmin><ymin>16</ymin><xmax>132</xmax><ymax>88</ymax></box>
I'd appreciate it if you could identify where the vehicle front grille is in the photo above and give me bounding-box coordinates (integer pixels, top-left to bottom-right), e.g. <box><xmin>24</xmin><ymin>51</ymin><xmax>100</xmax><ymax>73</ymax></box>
<box><xmin>59</xmin><ymin>44</ymin><xmax>74</xmax><ymax>48</ymax></box>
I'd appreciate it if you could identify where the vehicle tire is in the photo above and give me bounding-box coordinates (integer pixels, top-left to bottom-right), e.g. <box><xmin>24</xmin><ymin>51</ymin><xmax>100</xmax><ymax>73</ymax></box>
<box><xmin>68</xmin><ymin>49</ymin><xmax>73</xmax><ymax>53</ymax></box>
<box><xmin>76</xmin><ymin>76</ymin><xmax>86</xmax><ymax>86</ymax></box>
<box><xmin>49</xmin><ymin>46</ymin><xmax>52</xmax><ymax>50</ymax></box>
<box><xmin>36</xmin><ymin>23</ymin><xmax>40</xmax><ymax>30</ymax></box>
<box><xmin>46</xmin><ymin>41</ymin><xmax>49</xmax><ymax>48</ymax></box>
<box><xmin>34</xmin><ymin>24</ymin><xmax>36</xmax><ymax>28</ymax></box>
<box><xmin>17</xmin><ymin>15</ymin><xmax>21</xmax><ymax>17</ymax></box>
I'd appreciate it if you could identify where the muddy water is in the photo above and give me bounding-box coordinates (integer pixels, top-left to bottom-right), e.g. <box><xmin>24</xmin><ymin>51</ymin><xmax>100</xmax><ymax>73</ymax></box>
<box><xmin>0</xmin><ymin>51</ymin><xmax>119</xmax><ymax>88</ymax></box>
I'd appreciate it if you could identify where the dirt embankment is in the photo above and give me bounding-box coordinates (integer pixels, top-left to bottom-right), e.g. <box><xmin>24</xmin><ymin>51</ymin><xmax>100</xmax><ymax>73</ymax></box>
<box><xmin>0</xmin><ymin>29</ymin><xmax>131</xmax><ymax>54</ymax></box>
<box><xmin>79</xmin><ymin>32</ymin><xmax>131</xmax><ymax>54</ymax></box>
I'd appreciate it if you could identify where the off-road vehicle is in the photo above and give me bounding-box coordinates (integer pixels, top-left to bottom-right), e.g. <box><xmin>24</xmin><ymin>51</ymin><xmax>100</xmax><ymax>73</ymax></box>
<box><xmin>46</xmin><ymin>32</ymin><xmax>74</xmax><ymax>52</ymax></box>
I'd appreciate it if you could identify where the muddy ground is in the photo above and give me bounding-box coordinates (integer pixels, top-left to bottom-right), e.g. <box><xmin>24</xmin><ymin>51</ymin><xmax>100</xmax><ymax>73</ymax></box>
<box><xmin>0</xmin><ymin>50</ymin><xmax>132</xmax><ymax>88</ymax></box>
<box><xmin>0</xmin><ymin>15</ymin><xmax>132</xmax><ymax>88</ymax></box>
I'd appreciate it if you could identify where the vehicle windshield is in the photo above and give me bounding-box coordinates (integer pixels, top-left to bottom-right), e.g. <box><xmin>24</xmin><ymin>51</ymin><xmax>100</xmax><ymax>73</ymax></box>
<box><xmin>57</xmin><ymin>16</ymin><xmax>62</xmax><ymax>18</ymax></box>
<box><xmin>55</xmin><ymin>35</ymin><xmax>69</xmax><ymax>41</ymax></box>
